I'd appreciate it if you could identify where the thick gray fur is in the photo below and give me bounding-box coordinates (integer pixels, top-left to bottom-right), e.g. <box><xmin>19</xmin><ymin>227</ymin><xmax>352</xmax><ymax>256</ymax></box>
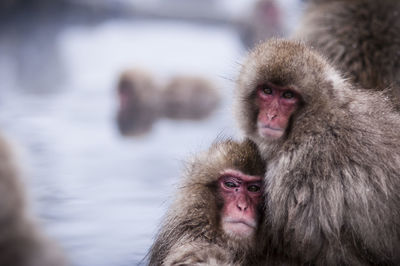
<box><xmin>294</xmin><ymin>0</ymin><xmax>400</xmax><ymax>109</ymax></box>
<box><xmin>235</xmin><ymin>39</ymin><xmax>400</xmax><ymax>265</ymax></box>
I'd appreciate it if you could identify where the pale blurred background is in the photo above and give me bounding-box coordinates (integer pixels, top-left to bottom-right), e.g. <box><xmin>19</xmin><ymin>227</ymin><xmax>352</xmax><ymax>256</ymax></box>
<box><xmin>0</xmin><ymin>1</ymin><xmax>302</xmax><ymax>265</ymax></box>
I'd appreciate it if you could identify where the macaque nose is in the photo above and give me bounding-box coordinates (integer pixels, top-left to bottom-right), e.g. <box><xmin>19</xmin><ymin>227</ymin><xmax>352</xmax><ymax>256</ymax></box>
<box><xmin>267</xmin><ymin>113</ymin><xmax>277</xmax><ymax>120</ymax></box>
<box><xmin>237</xmin><ymin>195</ymin><xmax>249</xmax><ymax>212</ymax></box>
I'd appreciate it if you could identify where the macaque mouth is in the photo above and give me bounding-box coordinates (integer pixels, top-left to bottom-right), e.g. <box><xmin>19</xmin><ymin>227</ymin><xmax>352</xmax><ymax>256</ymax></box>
<box><xmin>259</xmin><ymin>124</ymin><xmax>282</xmax><ymax>131</ymax></box>
<box><xmin>223</xmin><ymin>218</ymin><xmax>257</xmax><ymax>229</ymax></box>
<box><xmin>257</xmin><ymin>123</ymin><xmax>284</xmax><ymax>139</ymax></box>
<box><xmin>258</xmin><ymin>122</ymin><xmax>284</xmax><ymax>133</ymax></box>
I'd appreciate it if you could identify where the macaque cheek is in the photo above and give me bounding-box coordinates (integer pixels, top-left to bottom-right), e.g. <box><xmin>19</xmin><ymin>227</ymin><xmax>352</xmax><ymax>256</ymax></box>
<box><xmin>275</xmin><ymin>115</ymin><xmax>291</xmax><ymax>130</ymax></box>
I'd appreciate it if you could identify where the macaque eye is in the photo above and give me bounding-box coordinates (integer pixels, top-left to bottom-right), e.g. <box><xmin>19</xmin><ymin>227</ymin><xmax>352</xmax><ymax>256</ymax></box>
<box><xmin>247</xmin><ymin>185</ymin><xmax>261</xmax><ymax>192</ymax></box>
<box><xmin>282</xmin><ymin>91</ymin><xmax>294</xmax><ymax>99</ymax></box>
<box><xmin>259</xmin><ymin>85</ymin><xmax>273</xmax><ymax>95</ymax></box>
<box><xmin>224</xmin><ymin>181</ymin><xmax>238</xmax><ymax>188</ymax></box>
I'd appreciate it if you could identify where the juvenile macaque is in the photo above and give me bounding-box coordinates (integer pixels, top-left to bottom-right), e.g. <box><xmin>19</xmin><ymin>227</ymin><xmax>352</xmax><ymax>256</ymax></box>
<box><xmin>162</xmin><ymin>76</ymin><xmax>220</xmax><ymax>120</ymax></box>
<box><xmin>148</xmin><ymin>140</ymin><xmax>265</xmax><ymax>266</ymax></box>
<box><xmin>234</xmin><ymin>39</ymin><xmax>400</xmax><ymax>265</ymax></box>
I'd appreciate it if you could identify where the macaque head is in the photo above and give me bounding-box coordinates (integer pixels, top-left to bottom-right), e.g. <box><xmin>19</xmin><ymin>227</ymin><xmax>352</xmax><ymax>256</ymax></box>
<box><xmin>116</xmin><ymin>69</ymin><xmax>160</xmax><ymax>136</ymax></box>
<box><xmin>219</xmin><ymin>169</ymin><xmax>262</xmax><ymax>239</ymax></box>
<box><xmin>235</xmin><ymin>39</ymin><xmax>335</xmax><ymax>146</ymax></box>
<box><xmin>118</xmin><ymin>77</ymin><xmax>136</xmax><ymax>111</ymax></box>
<box><xmin>171</xmin><ymin>139</ymin><xmax>265</xmax><ymax>255</ymax></box>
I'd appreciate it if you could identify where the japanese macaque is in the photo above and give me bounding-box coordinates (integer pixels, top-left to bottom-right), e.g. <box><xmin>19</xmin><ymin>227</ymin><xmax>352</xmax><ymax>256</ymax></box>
<box><xmin>116</xmin><ymin>71</ymin><xmax>220</xmax><ymax>136</ymax></box>
<box><xmin>294</xmin><ymin>0</ymin><xmax>400</xmax><ymax>108</ymax></box>
<box><xmin>162</xmin><ymin>76</ymin><xmax>220</xmax><ymax>120</ymax></box>
<box><xmin>253</xmin><ymin>0</ymin><xmax>283</xmax><ymax>37</ymax></box>
<box><xmin>148</xmin><ymin>140</ymin><xmax>266</xmax><ymax>266</ymax></box>
<box><xmin>240</xmin><ymin>0</ymin><xmax>284</xmax><ymax>48</ymax></box>
<box><xmin>116</xmin><ymin>69</ymin><xmax>161</xmax><ymax>136</ymax></box>
<box><xmin>234</xmin><ymin>39</ymin><xmax>400</xmax><ymax>265</ymax></box>
<box><xmin>0</xmin><ymin>133</ymin><xmax>66</xmax><ymax>266</ymax></box>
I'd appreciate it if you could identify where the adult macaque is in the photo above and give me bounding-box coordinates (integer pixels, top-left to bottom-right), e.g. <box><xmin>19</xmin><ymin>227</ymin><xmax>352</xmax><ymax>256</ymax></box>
<box><xmin>0</xmin><ymin>133</ymin><xmax>66</xmax><ymax>266</ymax></box>
<box><xmin>116</xmin><ymin>69</ymin><xmax>161</xmax><ymax>136</ymax></box>
<box><xmin>162</xmin><ymin>76</ymin><xmax>220</xmax><ymax>120</ymax></box>
<box><xmin>294</xmin><ymin>0</ymin><xmax>400</xmax><ymax>108</ymax></box>
<box><xmin>148</xmin><ymin>140</ymin><xmax>265</xmax><ymax>266</ymax></box>
<box><xmin>234</xmin><ymin>39</ymin><xmax>400</xmax><ymax>265</ymax></box>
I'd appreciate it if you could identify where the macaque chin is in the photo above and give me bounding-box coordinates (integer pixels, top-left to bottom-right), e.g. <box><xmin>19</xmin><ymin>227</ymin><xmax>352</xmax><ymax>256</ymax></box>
<box><xmin>219</xmin><ymin>169</ymin><xmax>262</xmax><ymax>239</ymax></box>
<box><xmin>256</xmin><ymin>83</ymin><xmax>301</xmax><ymax>139</ymax></box>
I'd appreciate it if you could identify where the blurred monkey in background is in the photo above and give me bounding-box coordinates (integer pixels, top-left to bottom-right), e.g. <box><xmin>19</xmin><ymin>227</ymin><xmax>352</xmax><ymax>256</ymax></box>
<box><xmin>0</xmin><ymin>133</ymin><xmax>66</xmax><ymax>266</ymax></box>
<box><xmin>239</xmin><ymin>0</ymin><xmax>285</xmax><ymax>48</ymax></box>
<box><xmin>162</xmin><ymin>75</ymin><xmax>220</xmax><ymax>121</ymax></box>
<box><xmin>116</xmin><ymin>71</ymin><xmax>221</xmax><ymax>137</ymax></box>
<box><xmin>116</xmin><ymin>69</ymin><xmax>161</xmax><ymax>136</ymax></box>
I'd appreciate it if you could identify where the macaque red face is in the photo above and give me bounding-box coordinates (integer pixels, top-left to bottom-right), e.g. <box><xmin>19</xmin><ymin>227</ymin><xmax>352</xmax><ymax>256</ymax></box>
<box><xmin>118</xmin><ymin>81</ymin><xmax>133</xmax><ymax>110</ymax></box>
<box><xmin>219</xmin><ymin>169</ymin><xmax>263</xmax><ymax>238</ymax></box>
<box><xmin>256</xmin><ymin>83</ymin><xmax>301</xmax><ymax>139</ymax></box>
